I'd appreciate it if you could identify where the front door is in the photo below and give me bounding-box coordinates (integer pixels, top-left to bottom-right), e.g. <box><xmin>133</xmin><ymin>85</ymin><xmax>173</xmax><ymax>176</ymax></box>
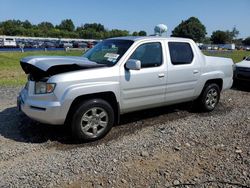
<box><xmin>120</xmin><ymin>42</ymin><xmax>167</xmax><ymax>113</ymax></box>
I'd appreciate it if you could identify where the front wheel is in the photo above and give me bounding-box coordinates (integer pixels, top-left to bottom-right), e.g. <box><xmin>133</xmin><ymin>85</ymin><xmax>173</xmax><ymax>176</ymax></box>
<box><xmin>197</xmin><ymin>83</ymin><xmax>220</xmax><ymax>112</ymax></box>
<box><xmin>71</xmin><ymin>99</ymin><xmax>114</xmax><ymax>141</ymax></box>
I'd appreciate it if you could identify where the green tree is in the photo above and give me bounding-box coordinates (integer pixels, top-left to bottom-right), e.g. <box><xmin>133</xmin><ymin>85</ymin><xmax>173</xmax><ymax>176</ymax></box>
<box><xmin>138</xmin><ymin>30</ymin><xmax>147</xmax><ymax>36</ymax></box>
<box><xmin>38</xmin><ymin>22</ymin><xmax>54</xmax><ymax>30</ymax></box>
<box><xmin>211</xmin><ymin>27</ymin><xmax>240</xmax><ymax>44</ymax></box>
<box><xmin>36</xmin><ymin>22</ymin><xmax>54</xmax><ymax>37</ymax></box>
<box><xmin>171</xmin><ymin>17</ymin><xmax>207</xmax><ymax>42</ymax></box>
<box><xmin>78</xmin><ymin>28</ymin><xmax>98</xmax><ymax>39</ymax></box>
<box><xmin>223</xmin><ymin>27</ymin><xmax>239</xmax><ymax>43</ymax></box>
<box><xmin>243</xmin><ymin>37</ymin><xmax>250</xmax><ymax>45</ymax></box>
<box><xmin>22</xmin><ymin>20</ymin><xmax>33</xmax><ymax>29</ymax></box>
<box><xmin>210</xmin><ymin>30</ymin><xmax>231</xmax><ymax>44</ymax></box>
<box><xmin>132</xmin><ymin>31</ymin><xmax>138</xmax><ymax>36</ymax></box>
<box><xmin>58</xmin><ymin>19</ymin><xmax>75</xmax><ymax>32</ymax></box>
<box><xmin>233</xmin><ymin>38</ymin><xmax>243</xmax><ymax>46</ymax></box>
<box><xmin>0</xmin><ymin>19</ymin><xmax>140</xmax><ymax>39</ymax></box>
<box><xmin>109</xmin><ymin>29</ymin><xmax>129</xmax><ymax>38</ymax></box>
<box><xmin>83</xmin><ymin>23</ymin><xmax>105</xmax><ymax>32</ymax></box>
<box><xmin>76</xmin><ymin>23</ymin><xmax>106</xmax><ymax>39</ymax></box>
<box><xmin>0</xmin><ymin>20</ymin><xmax>21</xmax><ymax>35</ymax></box>
<box><xmin>230</xmin><ymin>26</ymin><xmax>239</xmax><ymax>41</ymax></box>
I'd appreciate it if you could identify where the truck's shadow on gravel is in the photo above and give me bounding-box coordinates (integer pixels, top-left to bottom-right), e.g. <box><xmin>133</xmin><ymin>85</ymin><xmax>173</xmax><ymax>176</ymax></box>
<box><xmin>0</xmin><ymin>101</ymin><xmax>232</xmax><ymax>147</ymax></box>
<box><xmin>231</xmin><ymin>82</ymin><xmax>250</xmax><ymax>92</ymax></box>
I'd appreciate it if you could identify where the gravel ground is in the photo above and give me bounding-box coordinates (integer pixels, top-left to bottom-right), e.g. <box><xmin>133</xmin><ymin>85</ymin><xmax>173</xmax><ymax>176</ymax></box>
<box><xmin>0</xmin><ymin>86</ymin><xmax>249</xmax><ymax>188</ymax></box>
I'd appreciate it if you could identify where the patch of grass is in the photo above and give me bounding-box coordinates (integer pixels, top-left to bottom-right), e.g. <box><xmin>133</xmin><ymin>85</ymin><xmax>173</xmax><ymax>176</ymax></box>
<box><xmin>0</xmin><ymin>50</ymin><xmax>83</xmax><ymax>86</ymax></box>
<box><xmin>203</xmin><ymin>50</ymin><xmax>250</xmax><ymax>63</ymax></box>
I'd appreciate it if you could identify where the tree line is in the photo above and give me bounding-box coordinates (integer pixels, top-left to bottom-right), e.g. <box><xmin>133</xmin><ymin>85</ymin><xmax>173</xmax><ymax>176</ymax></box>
<box><xmin>0</xmin><ymin>18</ymin><xmax>249</xmax><ymax>45</ymax></box>
<box><xmin>0</xmin><ymin>19</ymin><xmax>147</xmax><ymax>39</ymax></box>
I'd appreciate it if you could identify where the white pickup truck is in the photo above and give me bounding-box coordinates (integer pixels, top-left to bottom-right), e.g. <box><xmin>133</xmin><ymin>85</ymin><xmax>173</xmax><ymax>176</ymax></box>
<box><xmin>18</xmin><ymin>36</ymin><xmax>234</xmax><ymax>141</ymax></box>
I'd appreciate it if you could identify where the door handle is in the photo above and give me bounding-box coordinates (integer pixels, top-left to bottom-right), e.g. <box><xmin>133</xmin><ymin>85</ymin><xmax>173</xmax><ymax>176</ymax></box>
<box><xmin>158</xmin><ymin>73</ymin><xmax>165</xmax><ymax>78</ymax></box>
<box><xmin>193</xmin><ymin>70</ymin><xmax>199</xmax><ymax>74</ymax></box>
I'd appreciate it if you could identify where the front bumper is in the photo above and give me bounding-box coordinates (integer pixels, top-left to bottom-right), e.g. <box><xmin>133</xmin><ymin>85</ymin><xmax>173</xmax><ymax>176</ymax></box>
<box><xmin>17</xmin><ymin>87</ymin><xmax>66</xmax><ymax>125</ymax></box>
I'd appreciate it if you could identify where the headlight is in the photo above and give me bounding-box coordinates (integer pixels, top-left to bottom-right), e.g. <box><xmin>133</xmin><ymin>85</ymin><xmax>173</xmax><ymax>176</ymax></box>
<box><xmin>35</xmin><ymin>82</ymin><xmax>56</xmax><ymax>94</ymax></box>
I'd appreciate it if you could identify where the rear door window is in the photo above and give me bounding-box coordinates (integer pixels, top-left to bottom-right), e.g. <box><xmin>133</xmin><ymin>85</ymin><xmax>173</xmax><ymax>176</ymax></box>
<box><xmin>168</xmin><ymin>42</ymin><xmax>194</xmax><ymax>65</ymax></box>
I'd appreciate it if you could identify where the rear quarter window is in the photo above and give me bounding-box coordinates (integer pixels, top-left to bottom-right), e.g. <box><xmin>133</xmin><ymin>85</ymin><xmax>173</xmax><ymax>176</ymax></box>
<box><xmin>168</xmin><ymin>42</ymin><xmax>194</xmax><ymax>65</ymax></box>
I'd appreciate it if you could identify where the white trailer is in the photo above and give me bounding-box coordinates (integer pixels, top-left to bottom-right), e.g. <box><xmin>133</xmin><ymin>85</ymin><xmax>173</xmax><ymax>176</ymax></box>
<box><xmin>3</xmin><ymin>37</ymin><xmax>17</xmax><ymax>47</ymax></box>
<box><xmin>221</xmin><ymin>44</ymin><xmax>235</xmax><ymax>50</ymax></box>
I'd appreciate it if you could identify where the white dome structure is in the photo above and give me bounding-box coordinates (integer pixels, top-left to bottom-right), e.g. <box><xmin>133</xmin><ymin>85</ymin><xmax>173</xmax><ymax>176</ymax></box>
<box><xmin>154</xmin><ymin>24</ymin><xmax>168</xmax><ymax>36</ymax></box>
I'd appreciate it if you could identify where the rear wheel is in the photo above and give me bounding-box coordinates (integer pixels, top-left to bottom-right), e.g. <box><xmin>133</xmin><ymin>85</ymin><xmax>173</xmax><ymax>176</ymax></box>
<box><xmin>71</xmin><ymin>99</ymin><xmax>114</xmax><ymax>141</ymax></box>
<box><xmin>197</xmin><ymin>83</ymin><xmax>220</xmax><ymax>112</ymax></box>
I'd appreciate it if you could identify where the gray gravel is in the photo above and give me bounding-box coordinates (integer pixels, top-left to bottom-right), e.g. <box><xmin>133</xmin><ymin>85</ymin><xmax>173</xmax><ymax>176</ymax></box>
<box><xmin>0</xmin><ymin>86</ymin><xmax>249</xmax><ymax>188</ymax></box>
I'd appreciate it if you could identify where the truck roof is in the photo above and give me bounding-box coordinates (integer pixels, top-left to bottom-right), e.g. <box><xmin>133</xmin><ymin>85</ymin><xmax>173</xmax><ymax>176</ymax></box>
<box><xmin>109</xmin><ymin>36</ymin><xmax>194</xmax><ymax>43</ymax></box>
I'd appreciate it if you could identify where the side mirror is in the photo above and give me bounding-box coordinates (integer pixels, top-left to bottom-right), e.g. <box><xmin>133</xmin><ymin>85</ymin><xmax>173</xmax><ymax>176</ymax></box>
<box><xmin>243</xmin><ymin>56</ymin><xmax>246</xmax><ymax>60</ymax></box>
<box><xmin>125</xmin><ymin>59</ymin><xmax>141</xmax><ymax>70</ymax></box>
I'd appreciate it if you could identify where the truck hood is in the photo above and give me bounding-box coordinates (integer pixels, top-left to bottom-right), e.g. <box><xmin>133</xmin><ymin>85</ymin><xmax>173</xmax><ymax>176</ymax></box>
<box><xmin>235</xmin><ymin>60</ymin><xmax>250</xmax><ymax>68</ymax></box>
<box><xmin>20</xmin><ymin>56</ymin><xmax>106</xmax><ymax>80</ymax></box>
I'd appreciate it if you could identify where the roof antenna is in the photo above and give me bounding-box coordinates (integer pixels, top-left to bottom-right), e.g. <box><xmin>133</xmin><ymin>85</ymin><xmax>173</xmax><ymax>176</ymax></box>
<box><xmin>154</xmin><ymin>24</ymin><xmax>168</xmax><ymax>36</ymax></box>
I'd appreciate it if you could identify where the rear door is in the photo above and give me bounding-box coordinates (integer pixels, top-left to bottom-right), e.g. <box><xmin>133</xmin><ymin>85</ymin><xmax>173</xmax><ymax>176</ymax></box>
<box><xmin>165</xmin><ymin>41</ymin><xmax>201</xmax><ymax>103</ymax></box>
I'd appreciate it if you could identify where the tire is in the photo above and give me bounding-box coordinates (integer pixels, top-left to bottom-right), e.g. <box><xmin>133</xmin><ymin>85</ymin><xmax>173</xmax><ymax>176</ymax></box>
<box><xmin>197</xmin><ymin>83</ymin><xmax>220</xmax><ymax>112</ymax></box>
<box><xmin>71</xmin><ymin>99</ymin><xmax>114</xmax><ymax>141</ymax></box>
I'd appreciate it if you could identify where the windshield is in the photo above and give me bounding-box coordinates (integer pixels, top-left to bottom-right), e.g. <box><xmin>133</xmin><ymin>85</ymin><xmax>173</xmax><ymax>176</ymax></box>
<box><xmin>246</xmin><ymin>56</ymin><xmax>250</xmax><ymax>61</ymax></box>
<box><xmin>83</xmin><ymin>39</ymin><xmax>134</xmax><ymax>66</ymax></box>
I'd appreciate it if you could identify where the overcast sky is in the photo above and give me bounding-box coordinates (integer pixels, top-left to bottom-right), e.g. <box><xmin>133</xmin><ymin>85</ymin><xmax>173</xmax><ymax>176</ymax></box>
<box><xmin>0</xmin><ymin>0</ymin><xmax>249</xmax><ymax>38</ymax></box>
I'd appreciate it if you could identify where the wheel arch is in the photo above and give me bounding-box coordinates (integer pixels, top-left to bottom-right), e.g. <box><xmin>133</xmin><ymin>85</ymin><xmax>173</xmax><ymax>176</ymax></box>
<box><xmin>65</xmin><ymin>91</ymin><xmax>120</xmax><ymax>126</ymax></box>
<box><xmin>204</xmin><ymin>78</ymin><xmax>223</xmax><ymax>91</ymax></box>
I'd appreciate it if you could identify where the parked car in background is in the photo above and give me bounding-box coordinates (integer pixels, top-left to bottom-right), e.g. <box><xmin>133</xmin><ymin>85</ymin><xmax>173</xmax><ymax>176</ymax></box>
<box><xmin>57</xmin><ymin>41</ymin><xmax>73</xmax><ymax>48</ymax></box>
<box><xmin>18</xmin><ymin>36</ymin><xmax>234</xmax><ymax>141</ymax></box>
<box><xmin>42</xmin><ymin>41</ymin><xmax>56</xmax><ymax>48</ymax></box>
<box><xmin>73</xmin><ymin>41</ymin><xmax>88</xmax><ymax>48</ymax></box>
<box><xmin>234</xmin><ymin>56</ymin><xmax>250</xmax><ymax>84</ymax></box>
<box><xmin>87</xmin><ymin>41</ymin><xmax>94</xmax><ymax>48</ymax></box>
<box><xmin>37</xmin><ymin>41</ymin><xmax>45</xmax><ymax>48</ymax></box>
<box><xmin>24</xmin><ymin>41</ymin><xmax>37</xmax><ymax>48</ymax></box>
<box><xmin>3</xmin><ymin>37</ymin><xmax>17</xmax><ymax>47</ymax></box>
